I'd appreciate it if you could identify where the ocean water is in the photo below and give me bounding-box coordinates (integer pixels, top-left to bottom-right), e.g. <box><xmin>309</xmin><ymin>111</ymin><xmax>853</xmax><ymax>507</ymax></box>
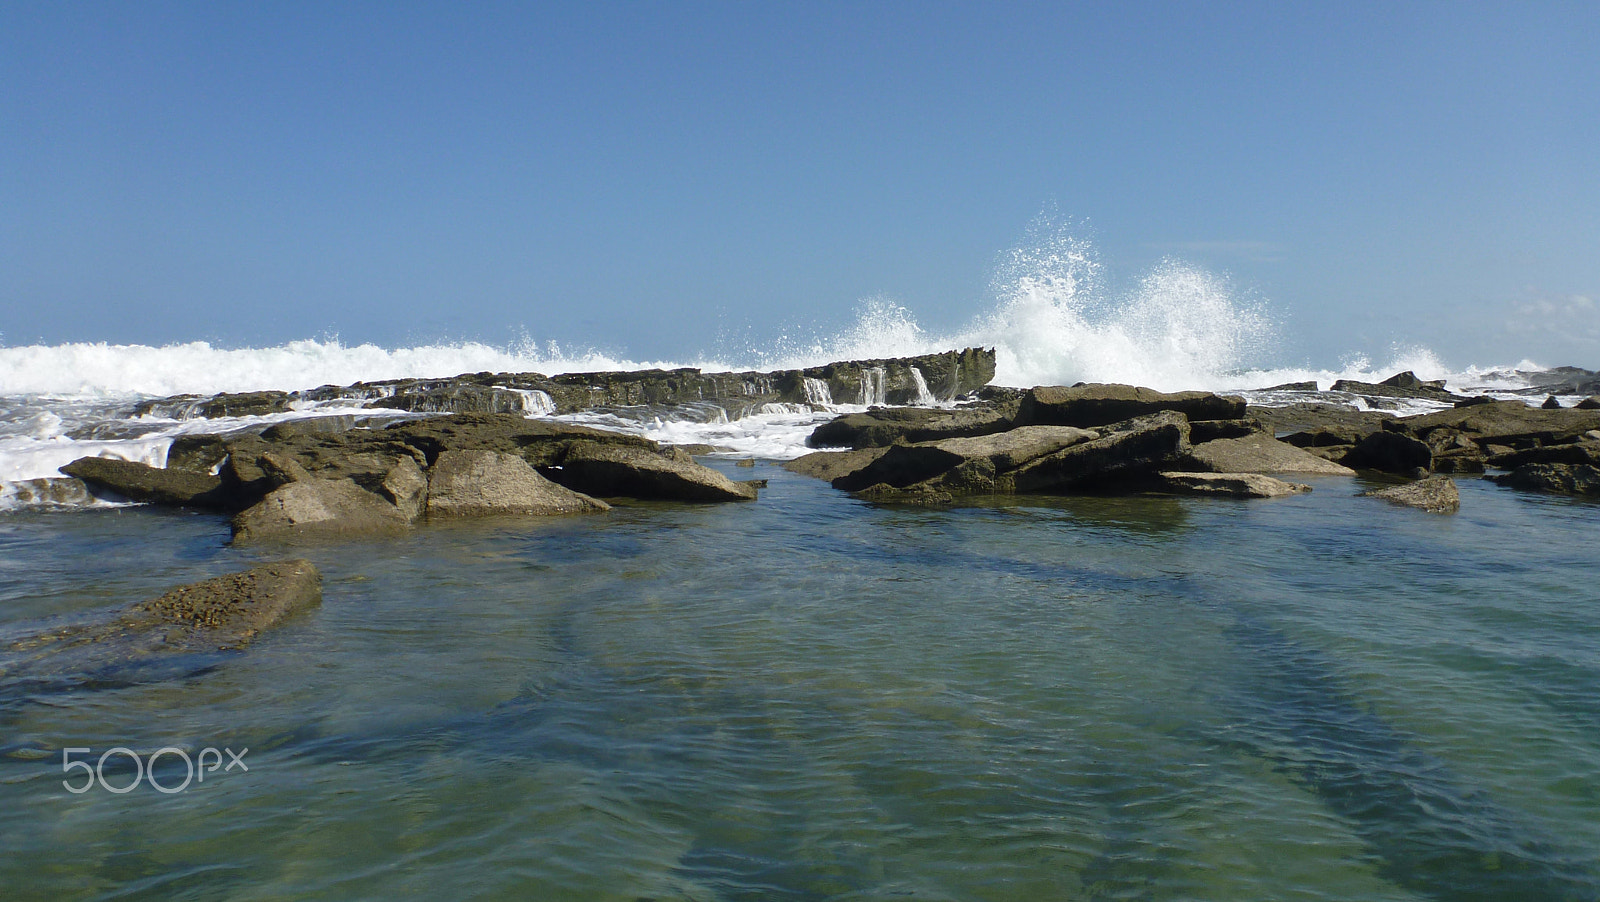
<box><xmin>1</xmin><ymin>467</ymin><xmax>1597</xmax><ymax>900</ymax></box>
<box><xmin>2</xmin><ymin>228</ymin><xmax>1598</xmax><ymax>898</ymax></box>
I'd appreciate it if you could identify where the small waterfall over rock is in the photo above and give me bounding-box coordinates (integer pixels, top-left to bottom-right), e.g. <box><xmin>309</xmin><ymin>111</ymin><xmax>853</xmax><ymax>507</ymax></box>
<box><xmin>859</xmin><ymin>367</ymin><xmax>887</xmax><ymax>406</ymax></box>
<box><xmin>500</xmin><ymin>388</ymin><xmax>556</xmax><ymax>415</ymax></box>
<box><xmin>909</xmin><ymin>367</ymin><xmax>936</xmax><ymax>405</ymax></box>
<box><xmin>803</xmin><ymin>377</ymin><xmax>834</xmax><ymax>406</ymax></box>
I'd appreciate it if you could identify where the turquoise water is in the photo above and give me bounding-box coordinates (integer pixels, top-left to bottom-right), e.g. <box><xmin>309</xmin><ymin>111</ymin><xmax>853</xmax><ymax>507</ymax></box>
<box><xmin>1</xmin><ymin>463</ymin><xmax>1597</xmax><ymax>900</ymax></box>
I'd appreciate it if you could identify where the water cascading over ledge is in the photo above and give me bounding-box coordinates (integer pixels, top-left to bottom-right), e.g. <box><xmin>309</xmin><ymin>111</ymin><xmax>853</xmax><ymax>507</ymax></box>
<box><xmin>128</xmin><ymin>348</ymin><xmax>998</xmax><ymax>421</ymax></box>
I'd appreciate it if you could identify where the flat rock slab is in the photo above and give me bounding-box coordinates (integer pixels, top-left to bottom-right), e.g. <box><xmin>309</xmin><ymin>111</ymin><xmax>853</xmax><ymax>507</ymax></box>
<box><xmin>60</xmin><ymin>456</ymin><xmax>232</xmax><ymax>509</ymax></box>
<box><xmin>782</xmin><ymin>448</ymin><xmax>891</xmax><ymax>482</ymax></box>
<box><xmin>1009</xmin><ymin>411</ymin><xmax>1192</xmax><ymax>493</ymax></box>
<box><xmin>1362</xmin><ymin>475</ymin><xmax>1460</xmax><ymax>513</ymax></box>
<box><xmin>131</xmin><ymin>560</ymin><xmax>324</xmax><ymax>648</ymax></box>
<box><xmin>232</xmin><ymin>478</ymin><xmax>412</xmax><ymax>543</ymax></box>
<box><xmin>833</xmin><ymin>425</ymin><xmax>1098</xmax><ymax>492</ymax></box>
<box><xmin>1158</xmin><ymin>472</ymin><xmax>1312</xmax><ymax>498</ymax></box>
<box><xmin>553</xmin><ymin>442</ymin><xmax>759</xmax><ymax>502</ymax></box>
<box><xmin>806</xmin><ymin>405</ymin><xmax>1015</xmax><ymax>449</ymax></box>
<box><xmin>426</xmin><ymin>450</ymin><xmax>609</xmax><ymax>517</ymax></box>
<box><xmin>1017</xmin><ymin>384</ymin><xmax>1244</xmax><ymax>428</ymax></box>
<box><xmin>2</xmin><ymin>561</ymin><xmax>323</xmax><ymax>690</ymax></box>
<box><xmin>1184</xmin><ymin>434</ymin><xmax>1357</xmax><ymax>476</ymax></box>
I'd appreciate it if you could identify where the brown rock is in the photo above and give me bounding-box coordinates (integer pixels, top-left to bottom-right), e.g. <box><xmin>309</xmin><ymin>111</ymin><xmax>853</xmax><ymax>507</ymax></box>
<box><xmin>1182</xmin><ymin>434</ymin><xmax>1357</xmax><ymax>476</ymax></box>
<box><xmin>551</xmin><ymin>441</ymin><xmax>758</xmax><ymax>502</ymax></box>
<box><xmin>782</xmin><ymin>448</ymin><xmax>892</xmax><ymax>482</ymax></box>
<box><xmin>1493</xmin><ymin>463</ymin><xmax>1600</xmax><ymax>497</ymax></box>
<box><xmin>1362</xmin><ymin>475</ymin><xmax>1460</xmax><ymax>513</ymax></box>
<box><xmin>59</xmin><ymin>456</ymin><xmax>233</xmax><ymax>510</ymax></box>
<box><xmin>832</xmin><ymin>426</ymin><xmax>1097</xmax><ymax>493</ymax></box>
<box><xmin>426</xmin><ymin>450</ymin><xmax>608</xmax><ymax>517</ymax></box>
<box><xmin>1016</xmin><ymin>384</ymin><xmax>1244</xmax><ymax>428</ymax></box>
<box><xmin>133</xmin><ymin>560</ymin><xmax>323</xmax><ymax>647</ymax></box>
<box><xmin>1157</xmin><ymin>472</ymin><xmax>1312</xmax><ymax>498</ymax></box>
<box><xmin>1009</xmin><ymin>411</ymin><xmax>1192</xmax><ymax>493</ymax></box>
<box><xmin>232</xmin><ymin>479</ymin><xmax>412</xmax><ymax>543</ymax></box>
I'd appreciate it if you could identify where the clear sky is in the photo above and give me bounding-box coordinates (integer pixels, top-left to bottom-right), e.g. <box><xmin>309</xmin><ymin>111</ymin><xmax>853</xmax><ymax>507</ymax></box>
<box><xmin>3</xmin><ymin>1</ymin><xmax>1597</xmax><ymax>369</ymax></box>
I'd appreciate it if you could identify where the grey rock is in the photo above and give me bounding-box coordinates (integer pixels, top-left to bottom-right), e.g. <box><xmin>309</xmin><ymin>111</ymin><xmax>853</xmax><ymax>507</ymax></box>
<box><xmin>426</xmin><ymin>450</ymin><xmax>608</xmax><ymax>517</ymax></box>
<box><xmin>1157</xmin><ymin>471</ymin><xmax>1312</xmax><ymax>498</ymax></box>
<box><xmin>1362</xmin><ymin>475</ymin><xmax>1460</xmax><ymax>513</ymax></box>
<box><xmin>551</xmin><ymin>442</ymin><xmax>759</xmax><ymax>502</ymax></box>
<box><xmin>1182</xmin><ymin>434</ymin><xmax>1357</xmax><ymax>476</ymax></box>
<box><xmin>1016</xmin><ymin>384</ymin><xmax>1244</xmax><ymax>428</ymax></box>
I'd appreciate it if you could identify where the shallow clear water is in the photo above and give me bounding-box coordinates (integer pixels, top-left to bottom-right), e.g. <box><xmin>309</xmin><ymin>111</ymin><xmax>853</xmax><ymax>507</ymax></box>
<box><xmin>1</xmin><ymin>463</ymin><xmax>1597</xmax><ymax>900</ymax></box>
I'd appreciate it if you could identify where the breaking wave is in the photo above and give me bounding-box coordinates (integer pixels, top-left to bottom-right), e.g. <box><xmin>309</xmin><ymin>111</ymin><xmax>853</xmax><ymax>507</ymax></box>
<box><xmin>0</xmin><ymin>220</ymin><xmax>1551</xmax><ymax>400</ymax></box>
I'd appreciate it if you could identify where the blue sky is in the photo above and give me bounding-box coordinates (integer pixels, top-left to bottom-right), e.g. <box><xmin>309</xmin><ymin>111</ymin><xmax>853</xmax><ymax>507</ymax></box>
<box><xmin>3</xmin><ymin>2</ymin><xmax>1597</xmax><ymax>368</ymax></box>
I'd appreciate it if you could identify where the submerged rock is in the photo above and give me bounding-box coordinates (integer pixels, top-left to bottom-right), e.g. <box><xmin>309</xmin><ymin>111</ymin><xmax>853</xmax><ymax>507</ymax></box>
<box><xmin>130</xmin><ymin>560</ymin><xmax>323</xmax><ymax>648</ymax></box>
<box><xmin>426</xmin><ymin>450</ymin><xmax>609</xmax><ymax>517</ymax></box>
<box><xmin>851</xmin><ymin>483</ymin><xmax>956</xmax><ymax>506</ymax></box>
<box><xmin>1157</xmin><ymin>472</ymin><xmax>1312</xmax><ymax>499</ymax></box>
<box><xmin>1362</xmin><ymin>475</ymin><xmax>1461</xmax><ymax>513</ymax></box>
<box><xmin>1</xmin><ymin>561</ymin><xmax>322</xmax><ymax>693</ymax></box>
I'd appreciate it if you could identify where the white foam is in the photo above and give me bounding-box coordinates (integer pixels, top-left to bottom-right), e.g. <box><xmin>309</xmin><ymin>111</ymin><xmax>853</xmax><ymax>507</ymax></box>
<box><xmin>0</xmin><ymin>339</ymin><xmax>723</xmax><ymax>399</ymax></box>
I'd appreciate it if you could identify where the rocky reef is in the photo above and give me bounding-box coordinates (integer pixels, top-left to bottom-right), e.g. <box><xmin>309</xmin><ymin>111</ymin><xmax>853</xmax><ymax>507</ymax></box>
<box><xmin>61</xmin><ymin>412</ymin><xmax>764</xmax><ymax>543</ymax></box>
<box><xmin>131</xmin><ymin>348</ymin><xmax>997</xmax><ymax>420</ymax></box>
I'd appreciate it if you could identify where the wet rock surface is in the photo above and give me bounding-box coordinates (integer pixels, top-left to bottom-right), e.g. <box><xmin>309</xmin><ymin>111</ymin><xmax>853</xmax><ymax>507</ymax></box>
<box><xmin>1</xmin><ymin>561</ymin><xmax>323</xmax><ymax>692</ymax></box>
<box><xmin>1157</xmin><ymin>472</ymin><xmax>1313</xmax><ymax>499</ymax></box>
